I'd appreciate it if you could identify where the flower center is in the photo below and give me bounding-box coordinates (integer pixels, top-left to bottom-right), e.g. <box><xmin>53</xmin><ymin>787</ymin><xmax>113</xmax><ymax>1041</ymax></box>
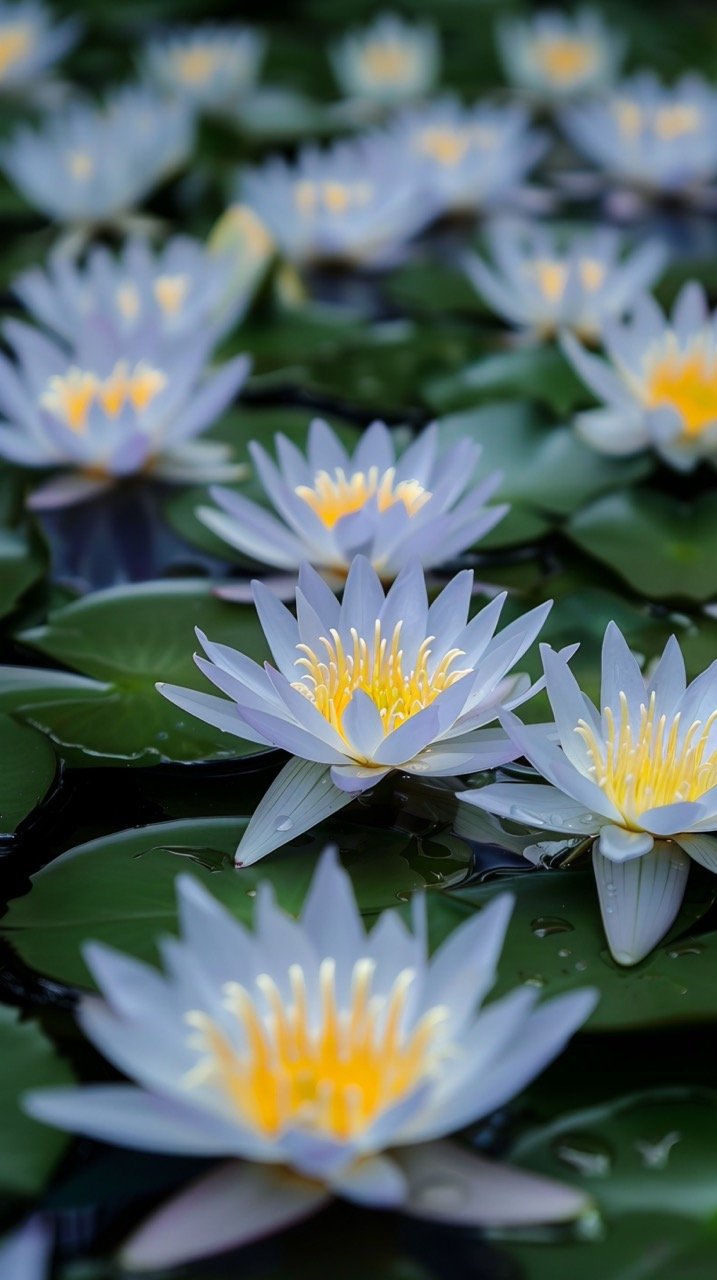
<box><xmin>66</xmin><ymin>151</ymin><xmax>94</xmax><ymax>182</ymax></box>
<box><xmin>643</xmin><ymin>338</ymin><xmax>717</xmax><ymax>436</ymax></box>
<box><xmin>576</xmin><ymin>690</ymin><xmax>717</xmax><ymax>825</ymax></box>
<box><xmin>0</xmin><ymin>24</ymin><xmax>33</xmax><ymax>78</ymax></box>
<box><xmin>295</xmin><ymin>466</ymin><xmax>430</xmax><ymax>529</ymax></box>
<box><xmin>291</xmin><ymin>620</ymin><xmax>469</xmax><ymax>746</ymax></box>
<box><xmin>417</xmin><ymin>126</ymin><xmax>471</xmax><ymax>167</ymax></box>
<box><xmin>613</xmin><ymin>99</ymin><xmax>703</xmax><ymax>142</ymax></box>
<box><xmin>533</xmin><ymin>37</ymin><xmax>598</xmax><ymax>85</ymax></box>
<box><xmin>173</xmin><ymin>46</ymin><xmax>222</xmax><ymax>84</ymax></box>
<box><xmin>184</xmin><ymin>959</ymin><xmax>447</xmax><ymax>1141</ymax></box>
<box><xmin>293</xmin><ymin>180</ymin><xmax>373</xmax><ymax>216</ymax></box>
<box><xmin>153</xmin><ymin>273</ymin><xmax>190</xmax><ymax>315</ymax></box>
<box><xmin>531</xmin><ymin>257</ymin><xmax>606</xmax><ymax>302</ymax></box>
<box><xmin>40</xmin><ymin>361</ymin><xmax>168</xmax><ymax>434</ymax></box>
<box><xmin>116</xmin><ymin>283</ymin><xmax>141</xmax><ymax>321</ymax></box>
<box><xmin>361</xmin><ymin>42</ymin><xmax>415</xmax><ymax>83</ymax></box>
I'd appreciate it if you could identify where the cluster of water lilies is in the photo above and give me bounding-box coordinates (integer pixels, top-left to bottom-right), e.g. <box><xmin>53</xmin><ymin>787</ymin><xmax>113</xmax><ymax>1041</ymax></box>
<box><xmin>4</xmin><ymin>1</ymin><xmax>717</xmax><ymax>1277</ymax></box>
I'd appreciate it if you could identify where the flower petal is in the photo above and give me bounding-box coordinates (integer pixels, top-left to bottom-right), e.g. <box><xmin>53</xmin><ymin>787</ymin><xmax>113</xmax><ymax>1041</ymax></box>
<box><xmin>675</xmin><ymin>831</ymin><xmax>717</xmax><ymax>873</ymax></box>
<box><xmin>235</xmin><ymin>759</ymin><xmax>354</xmax><ymax>866</ymax></box>
<box><xmin>593</xmin><ymin>840</ymin><xmax>690</xmax><ymax>966</ymax></box>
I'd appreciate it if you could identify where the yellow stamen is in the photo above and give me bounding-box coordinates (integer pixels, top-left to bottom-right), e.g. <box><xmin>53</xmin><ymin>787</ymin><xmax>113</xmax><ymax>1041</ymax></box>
<box><xmin>184</xmin><ymin>960</ymin><xmax>448</xmax><ymax>1141</ymax></box>
<box><xmin>579</xmin><ymin>257</ymin><xmax>606</xmax><ymax>292</ymax></box>
<box><xmin>575</xmin><ymin>690</ymin><xmax>717</xmax><ymax>827</ymax></box>
<box><xmin>613</xmin><ymin>98</ymin><xmax>643</xmax><ymax>140</ymax></box>
<box><xmin>295</xmin><ymin>466</ymin><xmax>430</xmax><ymax>529</ymax></box>
<box><xmin>116</xmin><ymin>283</ymin><xmax>141</xmax><ymax>321</ymax></box>
<box><xmin>361</xmin><ymin>42</ymin><xmax>415</xmax><ymax>84</ymax></box>
<box><xmin>291</xmin><ymin>621</ymin><xmax>469</xmax><ymax>751</ymax></box>
<box><xmin>417</xmin><ymin>127</ymin><xmax>471</xmax><ymax>167</ymax></box>
<box><xmin>654</xmin><ymin>104</ymin><xmax>702</xmax><ymax>141</ymax></box>
<box><xmin>532</xmin><ymin>36</ymin><xmax>598</xmax><ymax>86</ymax></box>
<box><xmin>172</xmin><ymin>46</ymin><xmax>221</xmax><ymax>84</ymax></box>
<box><xmin>40</xmin><ymin>361</ymin><xmax>167</xmax><ymax>433</ymax></box>
<box><xmin>153</xmin><ymin>273</ymin><xmax>190</xmax><ymax>315</ymax></box>
<box><xmin>67</xmin><ymin>151</ymin><xmax>94</xmax><ymax>182</ymax></box>
<box><xmin>0</xmin><ymin>24</ymin><xmax>33</xmax><ymax>78</ymax></box>
<box><xmin>643</xmin><ymin>335</ymin><xmax>717</xmax><ymax>437</ymax></box>
<box><xmin>293</xmin><ymin>180</ymin><xmax>372</xmax><ymax>217</ymax></box>
<box><xmin>532</xmin><ymin>259</ymin><xmax>568</xmax><ymax>302</ymax></box>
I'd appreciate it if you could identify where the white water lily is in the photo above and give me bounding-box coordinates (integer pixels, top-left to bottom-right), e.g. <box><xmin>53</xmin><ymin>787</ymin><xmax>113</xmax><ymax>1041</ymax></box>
<box><xmin>159</xmin><ymin>557</ymin><xmax>553</xmax><ymax>864</ymax></box>
<box><xmin>14</xmin><ymin>233</ymin><xmax>253</xmax><ymax>346</ymax></box>
<box><xmin>466</xmin><ymin>221</ymin><xmax>666</xmax><ymax>342</ymax></box>
<box><xmin>0</xmin><ymin>85</ymin><xmax>192</xmax><ymax>228</ymax></box>
<box><xmin>563</xmin><ymin>282</ymin><xmax>717</xmax><ymax>470</ymax></box>
<box><xmin>561</xmin><ymin>72</ymin><xmax>717</xmax><ymax>201</ymax></box>
<box><xmin>142</xmin><ymin>24</ymin><xmax>265</xmax><ymax>115</ymax></box>
<box><xmin>498</xmin><ymin>8</ymin><xmax>625</xmax><ymax>102</ymax></box>
<box><xmin>0</xmin><ymin>0</ymin><xmax>78</xmax><ymax>96</ymax></box>
<box><xmin>240</xmin><ymin>134</ymin><xmax>433</xmax><ymax>268</ymax></box>
<box><xmin>386</xmin><ymin>98</ymin><xmax>549</xmax><ymax>218</ymax></box>
<box><xmin>199</xmin><ymin>418</ymin><xmax>507</xmax><ymax>580</ymax></box>
<box><xmin>330</xmin><ymin>12</ymin><xmax>439</xmax><ymax>108</ymax></box>
<box><xmin>458</xmin><ymin>623</ymin><xmax>717</xmax><ymax>966</ymax></box>
<box><xmin>0</xmin><ymin>318</ymin><xmax>250</xmax><ymax>509</ymax></box>
<box><xmin>25</xmin><ymin>851</ymin><xmax>596</xmax><ymax>1271</ymax></box>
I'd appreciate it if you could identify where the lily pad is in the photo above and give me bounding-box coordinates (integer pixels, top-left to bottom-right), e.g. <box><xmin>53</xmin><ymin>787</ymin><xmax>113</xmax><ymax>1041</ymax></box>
<box><xmin>0</xmin><ymin>714</ymin><xmax>57</xmax><ymax>838</ymax></box>
<box><xmin>0</xmin><ymin>528</ymin><xmax>43</xmax><ymax>621</ymax></box>
<box><xmin>0</xmin><ymin>1007</ymin><xmax>74</xmax><ymax>1196</ymax></box>
<box><xmin>15</xmin><ymin>581</ymin><xmax>272</xmax><ymax>766</ymax></box>
<box><xmin>567</xmin><ymin>490</ymin><xmax>717</xmax><ymax>602</ymax></box>
<box><xmin>424</xmin><ymin>344</ymin><xmax>587</xmax><ymax>416</ymax></box>
<box><xmin>1</xmin><ymin>815</ymin><xmax>450</xmax><ymax>989</ymax></box>
<box><xmin>436</xmin><ymin>865</ymin><xmax>717</xmax><ymax>1032</ymax></box>
<box><xmin>386</xmin><ymin>258</ymin><xmax>490</xmax><ymax>317</ymax></box>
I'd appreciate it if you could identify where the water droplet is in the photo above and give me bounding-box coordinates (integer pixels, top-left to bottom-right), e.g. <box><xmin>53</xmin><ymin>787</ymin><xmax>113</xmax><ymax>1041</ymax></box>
<box><xmin>531</xmin><ymin>917</ymin><xmax>574</xmax><ymax>939</ymax></box>
<box><xmin>553</xmin><ymin>1134</ymin><xmax>612</xmax><ymax>1177</ymax></box>
<box><xmin>522</xmin><ymin>973</ymin><xmax>546</xmax><ymax>988</ymax></box>
<box><xmin>574</xmin><ymin>960</ymin><xmax>588</xmax><ymax>971</ymax></box>
<box><xmin>275</xmin><ymin>816</ymin><xmax>293</xmax><ymax>832</ymax></box>
<box><xmin>634</xmin><ymin>1131</ymin><xmax>681</xmax><ymax>1170</ymax></box>
<box><xmin>246</xmin><ymin>888</ymin><xmax>256</xmax><ymax>898</ymax></box>
<box><xmin>156</xmin><ymin>731</ymin><xmax>168</xmax><ymax>741</ymax></box>
<box><xmin>558</xmin><ymin>948</ymin><xmax>572</xmax><ymax>958</ymax></box>
<box><xmin>667</xmin><ymin>941</ymin><xmax>702</xmax><ymax>958</ymax></box>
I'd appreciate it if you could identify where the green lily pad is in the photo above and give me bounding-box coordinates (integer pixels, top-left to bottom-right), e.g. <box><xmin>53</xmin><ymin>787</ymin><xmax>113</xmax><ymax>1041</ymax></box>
<box><xmin>0</xmin><ymin>714</ymin><xmax>57</xmax><ymax>837</ymax></box>
<box><xmin>0</xmin><ymin>528</ymin><xmax>43</xmax><ymax>621</ymax></box>
<box><xmin>425</xmin><ymin>344</ymin><xmax>587</xmax><ymax>416</ymax></box>
<box><xmin>504</xmin><ymin>1212</ymin><xmax>715</xmax><ymax>1280</ymax></box>
<box><xmin>436</xmin><ymin>865</ymin><xmax>717</xmax><ymax>1032</ymax></box>
<box><xmin>386</xmin><ymin>258</ymin><xmax>490</xmax><ymax>317</ymax></box>
<box><xmin>435</xmin><ymin>402</ymin><xmax>653</xmax><ymax>520</ymax></box>
<box><xmin>15</xmin><ymin>581</ymin><xmax>272</xmax><ymax>766</ymax></box>
<box><xmin>1</xmin><ymin>815</ymin><xmax>457</xmax><ymax>989</ymax></box>
<box><xmin>0</xmin><ymin>1007</ymin><xmax>74</xmax><ymax>1196</ymax></box>
<box><xmin>567</xmin><ymin>490</ymin><xmax>717</xmax><ymax>602</ymax></box>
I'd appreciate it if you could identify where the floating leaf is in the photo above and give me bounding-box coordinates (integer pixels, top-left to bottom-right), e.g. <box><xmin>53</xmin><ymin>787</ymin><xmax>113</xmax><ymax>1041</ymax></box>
<box><xmin>0</xmin><ymin>1007</ymin><xmax>74</xmax><ymax>1196</ymax></box>
<box><xmin>0</xmin><ymin>528</ymin><xmax>43</xmax><ymax>621</ymax></box>
<box><xmin>0</xmin><ymin>714</ymin><xmax>57</xmax><ymax>838</ymax></box>
<box><xmin>425</xmin><ymin>345</ymin><xmax>586</xmax><ymax>416</ymax></box>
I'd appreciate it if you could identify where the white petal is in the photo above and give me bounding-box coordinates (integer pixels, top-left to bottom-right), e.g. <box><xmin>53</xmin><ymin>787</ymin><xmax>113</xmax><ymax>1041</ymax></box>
<box><xmin>674</xmin><ymin>832</ymin><xmax>717</xmax><ymax>874</ymax></box>
<box><xmin>235</xmin><ymin>759</ymin><xmax>353</xmax><ymax>866</ymax></box>
<box><xmin>593</xmin><ymin>841</ymin><xmax>690</xmax><ymax>966</ymax></box>
<box><xmin>331</xmin><ymin>1154</ymin><xmax>407</xmax><ymax>1207</ymax></box>
<box><xmin>397</xmin><ymin>1141</ymin><xmax>591</xmax><ymax>1227</ymax></box>
<box><xmin>0</xmin><ymin>1217</ymin><xmax>52</xmax><ymax>1280</ymax></box>
<box><xmin>119</xmin><ymin>1161</ymin><xmax>329</xmax><ymax>1272</ymax></box>
<box><xmin>598</xmin><ymin>825</ymin><xmax>654</xmax><ymax>862</ymax></box>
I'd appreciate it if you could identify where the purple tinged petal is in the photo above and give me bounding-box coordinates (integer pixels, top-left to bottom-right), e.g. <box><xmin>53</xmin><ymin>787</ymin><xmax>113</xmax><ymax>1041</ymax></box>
<box><xmin>235</xmin><ymin>759</ymin><xmax>353</xmax><ymax>866</ymax></box>
<box><xmin>593</xmin><ymin>841</ymin><xmax>690</xmax><ymax>966</ymax></box>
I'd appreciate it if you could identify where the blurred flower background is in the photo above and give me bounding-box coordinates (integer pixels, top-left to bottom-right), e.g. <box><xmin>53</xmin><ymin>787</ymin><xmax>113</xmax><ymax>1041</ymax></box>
<box><xmin>4</xmin><ymin>2</ymin><xmax>717</xmax><ymax>1279</ymax></box>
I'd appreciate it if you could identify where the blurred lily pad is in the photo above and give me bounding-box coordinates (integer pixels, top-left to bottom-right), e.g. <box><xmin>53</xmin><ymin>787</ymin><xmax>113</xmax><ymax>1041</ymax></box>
<box><xmin>436</xmin><ymin>866</ymin><xmax>717</xmax><ymax>1032</ymax></box>
<box><xmin>2</xmin><ymin>815</ymin><xmax>446</xmax><ymax>988</ymax></box>
<box><xmin>16</xmin><ymin>581</ymin><xmax>272</xmax><ymax>766</ymax></box>
<box><xmin>386</xmin><ymin>258</ymin><xmax>489</xmax><ymax>317</ymax></box>
<box><xmin>567</xmin><ymin>490</ymin><xmax>717</xmax><ymax>602</ymax></box>
<box><xmin>0</xmin><ymin>528</ymin><xmax>43</xmax><ymax>621</ymax></box>
<box><xmin>0</xmin><ymin>1007</ymin><xmax>74</xmax><ymax>1196</ymax></box>
<box><xmin>425</xmin><ymin>344</ymin><xmax>586</xmax><ymax>416</ymax></box>
<box><xmin>0</xmin><ymin>714</ymin><xmax>57</xmax><ymax>838</ymax></box>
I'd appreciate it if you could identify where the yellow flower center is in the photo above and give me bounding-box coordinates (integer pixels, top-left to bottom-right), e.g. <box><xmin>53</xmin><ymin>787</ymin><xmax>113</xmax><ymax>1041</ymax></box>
<box><xmin>613</xmin><ymin>99</ymin><xmax>703</xmax><ymax>142</ymax></box>
<box><xmin>0</xmin><ymin>23</ymin><xmax>33</xmax><ymax>78</ymax></box>
<box><xmin>643</xmin><ymin>337</ymin><xmax>717</xmax><ymax>437</ymax></box>
<box><xmin>417</xmin><ymin>127</ymin><xmax>471</xmax><ymax>167</ymax></box>
<box><xmin>360</xmin><ymin>41</ymin><xmax>415</xmax><ymax>84</ymax></box>
<box><xmin>533</xmin><ymin>36</ymin><xmax>598</xmax><ymax>86</ymax></box>
<box><xmin>295</xmin><ymin>466</ymin><xmax>430</xmax><ymax>530</ymax></box>
<box><xmin>576</xmin><ymin>690</ymin><xmax>717</xmax><ymax>826</ymax></box>
<box><xmin>153</xmin><ymin>273</ymin><xmax>190</xmax><ymax>315</ymax></box>
<box><xmin>531</xmin><ymin>257</ymin><xmax>606</xmax><ymax>302</ymax></box>
<box><xmin>67</xmin><ymin>151</ymin><xmax>94</xmax><ymax>182</ymax></box>
<box><xmin>185</xmin><ymin>959</ymin><xmax>447</xmax><ymax>1141</ymax></box>
<box><xmin>41</xmin><ymin>361</ymin><xmax>168</xmax><ymax>434</ymax></box>
<box><xmin>173</xmin><ymin>46</ymin><xmax>221</xmax><ymax>84</ymax></box>
<box><xmin>116</xmin><ymin>283</ymin><xmax>141</xmax><ymax>321</ymax></box>
<box><xmin>291</xmin><ymin>621</ymin><xmax>469</xmax><ymax>750</ymax></box>
<box><xmin>293</xmin><ymin>180</ymin><xmax>373</xmax><ymax>217</ymax></box>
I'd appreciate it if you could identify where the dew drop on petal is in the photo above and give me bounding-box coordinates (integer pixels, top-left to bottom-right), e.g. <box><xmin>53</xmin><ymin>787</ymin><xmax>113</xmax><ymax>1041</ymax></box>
<box><xmin>275</xmin><ymin>815</ymin><xmax>293</xmax><ymax>832</ymax></box>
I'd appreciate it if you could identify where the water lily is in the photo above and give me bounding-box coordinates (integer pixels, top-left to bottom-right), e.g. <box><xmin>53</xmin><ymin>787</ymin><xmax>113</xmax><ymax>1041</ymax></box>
<box><xmin>0</xmin><ymin>1217</ymin><xmax>51</xmax><ymax>1280</ymax></box>
<box><xmin>563</xmin><ymin>282</ymin><xmax>717</xmax><ymax>470</ymax></box>
<box><xmin>330</xmin><ymin>12</ymin><xmax>439</xmax><ymax>108</ymax></box>
<box><xmin>386</xmin><ymin>98</ymin><xmax>549</xmax><ymax>218</ymax></box>
<box><xmin>198</xmin><ymin>418</ymin><xmax>507</xmax><ymax>581</ymax></box>
<box><xmin>561</xmin><ymin>72</ymin><xmax>717</xmax><ymax>202</ymax></box>
<box><xmin>458</xmin><ymin>623</ymin><xmax>717</xmax><ymax>966</ymax></box>
<box><xmin>0</xmin><ymin>0</ymin><xmax>78</xmax><ymax>96</ymax></box>
<box><xmin>159</xmin><ymin>557</ymin><xmax>552</xmax><ymax>863</ymax></box>
<box><xmin>25</xmin><ymin>850</ymin><xmax>596</xmax><ymax>1271</ymax></box>
<box><xmin>0</xmin><ymin>319</ymin><xmax>250</xmax><ymax>508</ymax></box>
<box><xmin>0</xmin><ymin>85</ymin><xmax>192</xmax><ymax>229</ymax></box>
<box><xmin>466</xmin><ymin>221</ymin><xmax>666</xmax><ymax>342</ymax></box>
<box><xmin>14</xmin><ymin>233</ymin><xmax>255</xmax><ymax>347</ymax></box>
<box><xmin>497</xmin><ymin>8</ymin><xmax>625</xmax><ymax>102</ymax></box>
<box><xmin>240</xmin><ymin>134</ymin><xmax>434</xmax><ymax>268</ymax></box>
<box><xmin>142</xmin><ymin>24</ymin><xmax>265</xmax><ymax>115</ymax></box>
